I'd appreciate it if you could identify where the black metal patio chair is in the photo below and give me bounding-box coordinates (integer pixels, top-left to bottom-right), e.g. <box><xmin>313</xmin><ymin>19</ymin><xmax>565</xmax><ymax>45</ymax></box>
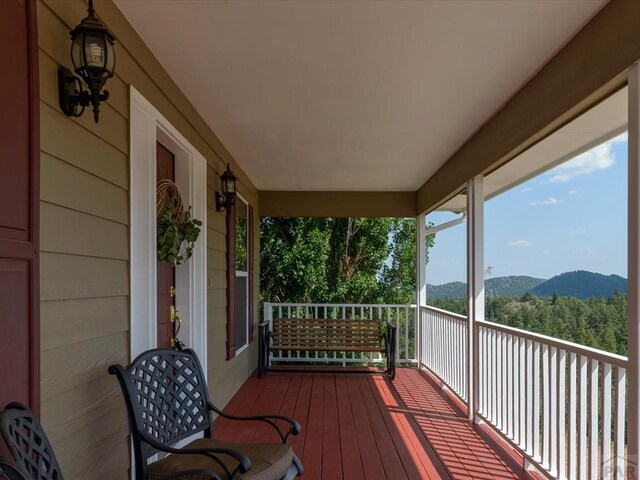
<box><xmin>109</xmin><ymin>348</ymin><xmax>303</xmax><ymax>480</ymax></box>
<box><xmin>0</xmin><ymin>403</ymin><xmax>64</xmax><ymax>480</ymax></box>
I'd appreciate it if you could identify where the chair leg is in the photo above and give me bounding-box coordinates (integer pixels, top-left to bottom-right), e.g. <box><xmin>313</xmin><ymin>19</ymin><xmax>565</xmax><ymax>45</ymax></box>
<box><xmin>291</xmin><ymin>454</ymin><xmax>304</xmax><ymax>477</ymax></box>
<box><xmin>258</xmin><ymin>334</ymin><xmax>265</xmax><ymax>378</ymax></box>
<box><xmin>386</xmin><ymin>330</ymin><xmax>396</xmax><ymax>380</ymax></box>
<box><xmin>258</xmin><ymin>327</ymin><xmax>270</xmax><ymax>378</ymax></box>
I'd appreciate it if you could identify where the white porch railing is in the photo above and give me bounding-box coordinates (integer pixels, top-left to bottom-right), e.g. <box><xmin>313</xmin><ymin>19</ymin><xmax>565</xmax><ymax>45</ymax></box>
<box><xmin>420</xmin><ymin>305</ymin><xmax>629</xmax><ymax>480</ymax></box>
<box><xmin>263</xmin><ymin>302</ymin><xmax>416</xmax><ymax>365</ymax></box>
<box><xmin>420</xmin><ymin>305</ymin><xmax>468</xmax><ymax>401</ymax></box>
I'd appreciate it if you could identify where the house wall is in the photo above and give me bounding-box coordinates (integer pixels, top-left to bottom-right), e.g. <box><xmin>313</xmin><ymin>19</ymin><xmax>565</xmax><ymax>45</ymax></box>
<box><xmin>37</xmin><ymin>0</ymin><xmax>259</xmax><ymax>477</ymax></box>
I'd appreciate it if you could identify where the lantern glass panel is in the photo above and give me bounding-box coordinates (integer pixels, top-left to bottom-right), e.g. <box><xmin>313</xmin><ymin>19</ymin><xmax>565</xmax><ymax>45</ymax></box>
<box><xmin>105</xmin><ymin>39</ymin><xmax>115</xmax><ymax>74</ymax></box>
<box><xmin>71</xmin><ymin>36</ymin><xmax>83</xmax><ymax>70</ymax></box>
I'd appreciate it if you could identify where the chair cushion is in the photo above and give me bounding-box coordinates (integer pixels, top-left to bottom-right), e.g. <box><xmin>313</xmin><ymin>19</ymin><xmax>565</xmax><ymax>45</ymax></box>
<box><xmin>148</xmin><ymin>438</ymin><xmax>294</xmax><ymax>480</ymax></box>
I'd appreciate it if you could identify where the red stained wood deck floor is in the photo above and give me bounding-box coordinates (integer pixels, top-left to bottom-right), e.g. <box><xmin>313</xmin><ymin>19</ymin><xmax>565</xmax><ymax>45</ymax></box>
<box><xmin>213</xmin><ymin>368</ymin><xmax>534</xmax><ymax>480</ymax></box>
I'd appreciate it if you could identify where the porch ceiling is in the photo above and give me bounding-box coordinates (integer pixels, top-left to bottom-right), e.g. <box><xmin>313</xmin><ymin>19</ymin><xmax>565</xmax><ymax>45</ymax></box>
<box><xmin>115</xmin><ymin>0</ymin><xmax>604</xmax><ymax>193</ymax></box>
<box><xmin>439</xmin><ymin>86</ymin><xmax>628</xmax><ymax>212</ymax></box>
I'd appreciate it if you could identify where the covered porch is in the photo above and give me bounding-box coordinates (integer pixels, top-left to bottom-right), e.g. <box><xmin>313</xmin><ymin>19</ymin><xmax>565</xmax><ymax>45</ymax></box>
<box><xmin>4</xmin><ymin>0</ymin><xmax>640</xmax><ymax>479</ymax></box>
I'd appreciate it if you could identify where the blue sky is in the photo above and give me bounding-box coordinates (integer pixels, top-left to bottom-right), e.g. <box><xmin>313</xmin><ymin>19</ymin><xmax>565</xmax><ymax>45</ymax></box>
<box><xmin>426</xmin><ymin>133</ymin><xmax>628</xmax><ymax>285</ymax></box>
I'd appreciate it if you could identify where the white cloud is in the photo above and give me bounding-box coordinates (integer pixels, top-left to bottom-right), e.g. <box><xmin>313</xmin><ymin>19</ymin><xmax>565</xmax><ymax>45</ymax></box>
<box><xmin>508</xmin><ymin>240</ymin><xmax>534</xmax><ymax>247</ymax></box>
<box><xmin>530</xmin><ymin>197</ymin><xmax>561</xmax><ymax>206</ymax></box>
<box><xmin>522</xmin><ymin>187</ymin><xmax>533</xmax><ymax>192</ymax></box>
<box><xmin>569</xmin><ymin>229</ymin><xmax>588</xmax><ymax>235</ymax></box>
<box><xmin>567</xmin><ymin>190</ymin><xmax>579</xmax><ymax>195</ymax></box>
<box><xmin>549</xmin><ymin>143</ymin><xmax>615</xmax><ymax>183</ymax></box>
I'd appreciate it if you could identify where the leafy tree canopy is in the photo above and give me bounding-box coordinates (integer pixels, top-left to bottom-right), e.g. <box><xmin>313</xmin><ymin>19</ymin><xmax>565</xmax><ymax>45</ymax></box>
<box><xmin>260</xmin><ymin>217</ymin><xmax>434</xmax><ymax>305</ymax></box>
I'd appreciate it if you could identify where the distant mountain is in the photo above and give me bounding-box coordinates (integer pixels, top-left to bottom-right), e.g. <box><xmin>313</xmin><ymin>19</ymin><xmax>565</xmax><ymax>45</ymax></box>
<box><xmin>427</xmin><ymin>281</ymin><xmax>467</xmax><ymax>299</ymax></box>
<box><xmin>486</xmin><ymin>276</ymin><xmax>546</xmax><ymax>297</ymax></box>
<box><xmin>427</xmin><ymin>275</ymin><xmax>545</xmax><ymax>299</ymax></box>
<box><xmin>531</xmin><ymin>270</ymin><xmax>627</xmax><ymax>299</ymax></box>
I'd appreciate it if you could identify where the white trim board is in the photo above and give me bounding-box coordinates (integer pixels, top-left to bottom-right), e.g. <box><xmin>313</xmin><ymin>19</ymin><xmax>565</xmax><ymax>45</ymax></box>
<box><xmin>129</xmin><ymin>86</ymin><xmax>208</xmax><ymax>374</ymax></box>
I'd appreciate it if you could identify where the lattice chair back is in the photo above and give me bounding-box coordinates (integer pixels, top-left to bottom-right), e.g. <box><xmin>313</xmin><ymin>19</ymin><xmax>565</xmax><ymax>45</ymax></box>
<box><xmin>0</xmin><ymin>404</ymin><xmax>63</xmax><ymax>480</ymax></box>
<box><xmin>109</xmin><ymin>348</ymin><xmax>213</xmax><ymax>465</ymax></box>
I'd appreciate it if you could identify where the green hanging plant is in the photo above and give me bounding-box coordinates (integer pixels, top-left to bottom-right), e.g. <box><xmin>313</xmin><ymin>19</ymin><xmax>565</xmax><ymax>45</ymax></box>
<box><xmin>156</xmin><ymin>180</ymin><xmax>203</xmax><ymax>265</ymax></box>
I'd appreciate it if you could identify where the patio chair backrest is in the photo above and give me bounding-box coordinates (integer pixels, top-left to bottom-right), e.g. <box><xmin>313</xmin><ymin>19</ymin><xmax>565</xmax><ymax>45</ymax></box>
<box><xmin>109</xmin><ymin>348</ymin><xmax>213</xmax><ymax>461</ymax></box>
<box><xmin>0</xmin><ymin>403</ymin><xmax>63</xmax><ymax>480</ymax></box>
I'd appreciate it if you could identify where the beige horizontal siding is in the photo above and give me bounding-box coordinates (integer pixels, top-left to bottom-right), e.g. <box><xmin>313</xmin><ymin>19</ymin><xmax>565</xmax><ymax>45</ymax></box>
<box><xmin>208</xmin><ymin>249</ymin><xmax>227</xmax><ymax>271</ymax></box>
<box><xmin>207</xmin><ymin>269</ymin><xmax>227</xmax><ymax>291</ymax></box>
<box><xmin>41</xmin><ymin>331</ymin><xmax>129</xmax><ymax>400</ymax></box>
<box><xmin>208</xmin><ymin>288</ymin><xmax>228</xmax><ymax>309</ymax></box>
<box><xmin>207</xmin><ymin>208</ymin><xmax>227</xmax><ymax>236</ymax></box>
<box><xmin>40</xmin><ymin>202</ymin><xmax>128</xmax><ymax>260</ymax></box>
<box><xmin>207</xmin><ymin>227</ymin><xmax>226</xmax><ymax>250</ymax></box>
<box><xmin>53</xmin><ymin>409</ymin><xmax>129</xmax><ymax>480</ymax></box>
<box><xmin>42</xmin><ymin>374</ymin><xmax>124</xmax><ymax>438</ymax></box>
<box><xmin>41</xmin><ymin>152</ymin><xmax>128</xmax><ymax>224</ymax></box>
<box><xmin>40</xmin><ymin>107</ymin><xmax>128</xmax><ymax>188</ymax></box>
<box><xmin>40</xmin><ymin>253</ymin><xmax>129</xmax><ymax>301</ymax></box>
<box><xmin>41</xmin><ymin>296</ymin><xmax>129</xmax><ymax>351</ymax></box>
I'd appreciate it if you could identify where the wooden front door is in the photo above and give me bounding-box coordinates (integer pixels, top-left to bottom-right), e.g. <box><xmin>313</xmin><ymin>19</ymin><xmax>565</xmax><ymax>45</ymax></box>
<box><xmin>0</xmin><ymin>0</ymin><xmax>39</xmax><ymax>414</ymax></box>
<box><xmin>157</xmin><ymin>143</ymin><xmax>176</xmax><ymax>348</ymax></box>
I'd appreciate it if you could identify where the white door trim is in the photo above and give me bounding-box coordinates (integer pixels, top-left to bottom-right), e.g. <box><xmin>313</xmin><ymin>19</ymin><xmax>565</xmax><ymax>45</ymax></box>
<box><xmin>129</xmin><ymin>86</ymin><xmax>207</xmax><ymax>375</ymax></box>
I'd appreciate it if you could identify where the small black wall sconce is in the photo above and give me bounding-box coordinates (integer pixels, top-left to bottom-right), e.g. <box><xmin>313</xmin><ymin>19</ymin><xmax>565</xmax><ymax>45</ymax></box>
<box><xmin>58</xmin><ymin>0</ymin><xmax>116</xmax><ymax>123</ymax></box>
<box><xmin>216</xmin><ymin>164</ymin><xmax>238</xmax><ymax>212</ymax></box>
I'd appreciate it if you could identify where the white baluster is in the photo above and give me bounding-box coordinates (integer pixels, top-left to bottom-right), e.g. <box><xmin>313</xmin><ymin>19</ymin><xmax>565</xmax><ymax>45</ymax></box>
<box><xmin>589</xmin><ymin>359</ymin><xmax>599</xmax><ymax>480</ymax></box>
<box><xmin>579</xmin><ymin>355</ymin><xmax>588</xmax><ymax>478</ymax></box>
<box><xmin>602</xmin><ymin>362</ymin><xmax>612</xmax><ymax>480</ymax></box>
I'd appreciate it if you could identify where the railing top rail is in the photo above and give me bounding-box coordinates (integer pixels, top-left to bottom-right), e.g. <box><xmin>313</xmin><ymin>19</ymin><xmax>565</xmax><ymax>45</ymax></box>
<box><xmin>421</xmin><ymin>304</ymin><xmax>468</xmax><ymax>322</ymax></box>
<box><xmin>477</xmin><ymin>319</ymin><xmax>628</xmax><ymax>368</ymax></box>
<box><xmin>265</xmin><ymin>302</ymin><xmax>417</xmax><ymax>308</ymax></box>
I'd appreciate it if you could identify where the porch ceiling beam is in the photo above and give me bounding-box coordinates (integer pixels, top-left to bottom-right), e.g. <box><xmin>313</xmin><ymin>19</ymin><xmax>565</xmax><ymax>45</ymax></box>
<box><xmin>259</xmin><ymin>191</ymin><xmax>416</xmax><ymax>218</ymax></box>
<box><xmin>417</xmin><ymin>0</ymin><xmax>640</xmax><ymax>214</ymax></box>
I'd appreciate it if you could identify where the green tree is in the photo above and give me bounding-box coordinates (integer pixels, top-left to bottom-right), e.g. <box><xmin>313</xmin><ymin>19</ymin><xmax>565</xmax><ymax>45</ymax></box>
<box><xmin>260</xmin><ymin>217</ymin><xmax>434</xmax><ymax>305</ymax></box>
<box><xmin>432</xmin><ymin>293</ymin><xmax>629</xmax><ymax>355</ymax></box>
<box><xmin>325</xmin><ymin>217</ymin><xmax>394</xmax><ymax>303</ymax></box>
<box><xmin>379</xmin><ymin>219</ymin><xmax>435</xmax><ymax>304</ymax></box>
<box><xmin>260</xmin><ymin>217</ymin><xmax>331</xmax><ymax>303</ymax></box>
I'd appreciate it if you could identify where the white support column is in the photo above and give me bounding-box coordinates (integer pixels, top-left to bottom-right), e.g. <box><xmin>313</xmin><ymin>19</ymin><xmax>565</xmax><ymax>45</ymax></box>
<box><xmin>628</xmin><ymin>62</ymin><xmax>640</xmax><ymax>476</ymax></box>
<box><xmin>416</xmin><ymin>212</ymin><xmax>427</xmax><ymax>367</ymax></box>
<box><xmin>467</xmin><ymin>176</ymin><xmax>484</xmax><ymax>422</ymax></box>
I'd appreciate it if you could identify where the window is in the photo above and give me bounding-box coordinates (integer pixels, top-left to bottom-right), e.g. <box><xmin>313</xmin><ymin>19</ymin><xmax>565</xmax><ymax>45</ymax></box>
<box><xmin>226</xmin><ymin>196</ymin><xmax>253</xmax><ymax>360</ymax></box>
<box><xmin>234</xmin><ymin>198</ymin><xmax>249</xmax><ymax>352</ymax></box>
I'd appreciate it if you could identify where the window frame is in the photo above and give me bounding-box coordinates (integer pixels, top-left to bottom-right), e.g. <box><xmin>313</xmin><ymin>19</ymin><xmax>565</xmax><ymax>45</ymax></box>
<box><xmin>225</xmin><ymin>194</ymin><xmax>254</xmax><ymax>360</ymax></box>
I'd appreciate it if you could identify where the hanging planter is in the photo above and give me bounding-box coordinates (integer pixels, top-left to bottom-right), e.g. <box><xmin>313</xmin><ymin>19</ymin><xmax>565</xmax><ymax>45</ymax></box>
<box><xmin>156</xmin><ymin>179</ymin><xmax>203</xmax><ymax>265</ymax></box>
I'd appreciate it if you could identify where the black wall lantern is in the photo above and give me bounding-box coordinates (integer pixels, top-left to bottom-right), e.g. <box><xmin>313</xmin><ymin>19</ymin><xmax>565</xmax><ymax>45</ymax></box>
<box><xmin>216</xmin><ymin>164</ymin><xmax>238</xmax><ymax>212</ymax></box>
<box><xmin>58</xmin><ymin>0</ymin><xmax>116</xmax><ymax>123</ymax></box>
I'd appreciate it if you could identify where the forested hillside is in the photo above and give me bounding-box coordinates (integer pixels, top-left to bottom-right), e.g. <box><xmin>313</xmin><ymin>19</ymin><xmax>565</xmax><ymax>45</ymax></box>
<box><xmin>531</xmin><ymin>270</ymin><xmax>627</xmax><ymax>299</ymax></box>
<box><xmin>431</xmin><ymin>292</ymin><xmax>628</xmax><ymax>355</ymax></box>
<box><xmin>427</xmin><ymin>275</ymin><xmax>544</xmax><ymax>299</ymax></box>
<box><xmin>427</xmin><ymin>281</ymin><xmax>466</xmax><ymax>299</ymax></box>
<box><xmin>428</xmin><ymin>271</ymin><xmax>627</xmax><ymax>300</ymax></box>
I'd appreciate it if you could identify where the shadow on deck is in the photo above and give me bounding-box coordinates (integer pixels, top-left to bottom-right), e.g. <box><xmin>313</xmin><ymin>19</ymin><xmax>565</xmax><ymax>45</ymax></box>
<box><xmin>213</xmin><ymin>368</ymin><xmax>535</xmax><ymax>480</ymax></box>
